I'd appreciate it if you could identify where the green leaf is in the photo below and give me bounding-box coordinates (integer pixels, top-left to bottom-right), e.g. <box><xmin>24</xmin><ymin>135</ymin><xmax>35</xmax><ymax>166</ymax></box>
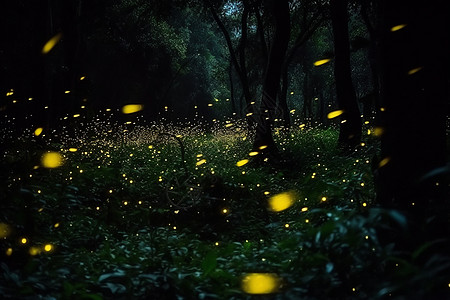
<box><xmin>105</xmin><ymin>282</ymin><xmax>127</xmax><ymax>294</ymax></box>
<box><xmin>411</xmin><ymin>239</ymin><xmax>445</xmax><ymax>261</ymax></box>
<box><xmin>325</xmin><ymin>262</ymin><xmax>334</xmax><ymax>273</ymax></box>
<box><xmin>201</xmin><ymin>251</ymin><xmax>217</xmax><ymax>276</ymax></box>
<box><xmin>98</xmin><ymin>270</ymin><xmax>126</xmax><ymax>282</ymax></box>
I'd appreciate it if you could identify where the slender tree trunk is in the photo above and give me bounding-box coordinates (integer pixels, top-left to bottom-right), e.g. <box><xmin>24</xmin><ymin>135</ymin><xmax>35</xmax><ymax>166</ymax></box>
<box><xmin>228</xmin><ymin>57</ymin><xmax>236</xmax><ymax>115</ymax></box>
<box><xmin>239</xmin><ymin>0</ymin><xmax>252</xmax><ymax>113</ymax></box>
<box><xmin>278</xmin><ymin>13</ymin><xmax>325</xmax><ymax>128</ymax></box>
<box><xmin>279</xmin><ymin>69</ymin><xmax>290</xmax><ymax>127</ymax></box>
<box><xmin>360</xmin><ymin>1</ymin><xmax>382</xmax><ymax>119</ymax></box>
<box><xmin>253</xmin><ymin>0</ymin><xmax>290</xmax><ymax>153</ymax></box>
<box><xmin>205</xmin><ymin>0</ymin><xmax>253</xmax><ymax>123</ymax></box>
<box><xmin>302</xmin><ymin>69</ymin><xmax>311</xmax><ymax>120</ymax></box>
<box><xmin>330</xmin><ymin>0</ymin><xmax>361</xmax><ymax>149</ymax></box>
<box><xmin>254</xmin><ymin>1</ymin><xmax>268</xmax><ymax>65</ymax></box>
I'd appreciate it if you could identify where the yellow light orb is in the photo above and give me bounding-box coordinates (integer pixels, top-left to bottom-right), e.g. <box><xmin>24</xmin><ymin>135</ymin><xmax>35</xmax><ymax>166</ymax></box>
<box><xmin>236</xmin><ymin>159</ymin><xmax>249</xmax><ymax>167</ymax></box>
<box><xmin>327</xmin><ymin>110</ymin><xmax>344</xmax><ymax>119</ymax></box>
<box><xmin>390</xmin><ymin>24</ymin><xmax>407</xmax><ymax>32</ymax></box>
<box><xmin>29</xmin><ymin>247</ymin><xmax>40</xmax><ymax>256</ymax></box>
<box><xmin>313</xmin><ymin>58</ymin><xmax>331</xmax><ymax>66</ymax></box>
<box><xmin>268</xmin><ymin>190</ymin><xmax>297</xmax><ymax>212</ymax></box>
<box><xmin>378</xmin><ymin>157</ymin><xmax>390</xmax><ymax>168</ymax></box>
<box><xmin>42</xmin><ymin>33</ymin><xmax>62</xmax><ymax>54</ymax></box>
<box><xmin>44</xmin><ymin>244</ymin><xmax>53</xmax><ymax>252</ymax></box>
<box><xmin>196</xmin><ymin>159</ymin><xmax>207</xmax><ymax>166</ymax></box>
<box><xmin>34</xmin><ymin>127</ymin><xmax>43</xmax><ymax>136</ymax></box>
<box><xmin>121</xmin><ymin>104</ymin><xmax>144</xmax><ymax>114</ymax></box>
<box><xmin>41</xmin><ymin>152</ymin><xmax>64</xmax><ymax>168</ymax></box>
<box><xmin>241</xmin><ymin>273</ymin><xmax>281</xmax><ymax>294</ymax></box>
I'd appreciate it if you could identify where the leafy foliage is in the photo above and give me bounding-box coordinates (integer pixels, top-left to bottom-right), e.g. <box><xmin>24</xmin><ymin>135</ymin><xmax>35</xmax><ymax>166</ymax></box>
<box><xmin>1</xmin><ymin>118</ymin><xmax>448</xmax><ymax>299</ymax></box>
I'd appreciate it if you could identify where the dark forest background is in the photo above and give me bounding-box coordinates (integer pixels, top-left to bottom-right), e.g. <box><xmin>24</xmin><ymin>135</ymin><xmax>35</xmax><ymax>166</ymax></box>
<box><xmin>0</xmin><ymin>0</ymin><xmax>449</xmax><ymax>299</ymax></box>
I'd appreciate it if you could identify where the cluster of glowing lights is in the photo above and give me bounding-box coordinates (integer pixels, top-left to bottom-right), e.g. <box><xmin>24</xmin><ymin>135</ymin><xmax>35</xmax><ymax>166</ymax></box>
<box><xmin>1</xmin><ymin>107</ymin><xmax>383</xmax><ymax>276</ymax></box>
<box><xmin>26</xmin><ymin>243</ymin><xmax>54</xmax><ymax>256</ymax></box>
<box><xmin>241</xmin><ymin>273</ymin><xmax>281</xmax><ymax>294</ymax></box>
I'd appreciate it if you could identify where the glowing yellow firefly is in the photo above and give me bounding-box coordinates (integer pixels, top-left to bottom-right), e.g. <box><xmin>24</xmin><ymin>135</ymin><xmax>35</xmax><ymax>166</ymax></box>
<box><xmin>268</xmin><ymin>190</ymin><xmax>298</xmax><ymax>212</ymax></box>
<box><xmin>241</xmin><ymin>273</ymin><xmax>281</xmax><ymax>294</ymax></box>
<box><xmin>314</xmin><ymin>58</ymin><xmax>331</xmax><ymax>66</ymax></box>
<box><xmin>236</xmin><ymin>159</ymin><xmax>249</xmax><ymax>167</ymax></box>
<box><xmin>122</xmin><ymin>104</ymin><xmax>143</xmax><ymax>114</ymax></box>
<box><xmin>390</xmin><ymin>24</ymin><xmax>407</xmax><ymax>32</ymax></box>
<box><xmin>41</xmin><ymin>152</ymin><xmax>64</xmax><ymax>168</ymax></box>
<box><xmin>42</xmin><ymin>33</ymin><xmax>62</xmax><ymax>54</ymax></box>
<box><xmin>327</xmin><ymin>110</ymin><xmax>344</xmax><ymax>119</ymax></box>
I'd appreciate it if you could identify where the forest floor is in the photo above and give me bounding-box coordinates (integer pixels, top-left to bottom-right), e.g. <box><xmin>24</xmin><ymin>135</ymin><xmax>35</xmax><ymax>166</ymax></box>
<box><xmin>1</xmin><ymin>117</ymin><xmax>449</xmax><ymax>299</ymax></box>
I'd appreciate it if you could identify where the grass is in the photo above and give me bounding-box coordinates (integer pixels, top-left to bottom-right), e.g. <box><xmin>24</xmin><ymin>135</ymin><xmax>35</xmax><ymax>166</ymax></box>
<box><xmin>1</xmin><ymin>116</ymin><xmax>449</xmax><ymax>299</ymax></box>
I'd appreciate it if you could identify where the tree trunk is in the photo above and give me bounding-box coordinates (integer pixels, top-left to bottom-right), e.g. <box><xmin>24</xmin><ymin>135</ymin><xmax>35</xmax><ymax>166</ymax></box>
<box><xmin>228</xmin><ymin>57</ymin><xmax>237</xmax><ymax>115</ymax></box>
<box><xmin>278</xmin><ymin>11</ymin><xmax>325</xmax><ymax>128</ymax></box>
<box><xmin>253</xmin><ymin>0</ymin><xmax>290</xmax><ymax>153</ymax></box>
<box><xmin>302</xmin><ymin>68</ymin><xmax>312</xmax><ymax>120</ymax></box>
<box><xmin>376</xmin><ymin>0</ymin><xmax>449</xmax><ymax>220</ymax></box>
<box><xmin>279</xmin><ymin>69</ymin><xmax>290</xmax><ymax>127</ymax></box>
<box><xmin>330</xmin><ymin>0</ymin><xmax>361</xmax><ymax>149</ymax></box>
<box><xmin>205</xmin><ymin>0</ymin><xmax>253</xmax><ymax>123</ymax></box>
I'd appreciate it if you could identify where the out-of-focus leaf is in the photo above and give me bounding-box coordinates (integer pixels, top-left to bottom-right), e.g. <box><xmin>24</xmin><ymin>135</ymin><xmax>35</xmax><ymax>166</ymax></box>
<box><xmin>201</xmin><ymin>251</ymin><xmax>217</xmax><ymax>275</ymax></box>
<box><xmin>411</xmin><ymin>239</ymin><xmax>446</xmax><ymax>261</ymax></box>
<box><xmin>419</xmin><ymin>164</ymin><xmax>450</xmax><ymax>182</ymax></box>
<box><xmin>98</xmin><ymin>270</ymin><xmax>126</xmax><ymax>282</ymax></box>
<box><xmin>105</xmin><ymin>282</ymin><xmax>127</xmax><ymax>294</ymax></box>
<box><xmin>386</xmin><ymin>210</ymin><xmax>408</xmax><ymax>229</ymax></box>
<box><xmin>326</xmin><ymin>262</ymin><xmax>334</xmax><ymax>273</ymax></box>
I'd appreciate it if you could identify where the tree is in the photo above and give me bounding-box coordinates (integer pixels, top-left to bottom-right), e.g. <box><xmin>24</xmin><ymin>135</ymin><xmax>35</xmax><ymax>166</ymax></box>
<box><xmin>376</xmin><ymin>0</ymin><xmax>449</xmax><ymax>226</ymax></box>
<box><xmin>278</xmin><ymin>0</ymin><xmax>327</xmax><ymax>127</ymax></box>
<box><xmin>204</xmin><ymin>0</ymin><xmax>256</xmax><ymax>121</ymax></box>
<box><xmin>253</xmin><ymin>0</ymin><xmax>290</xmax><ymax>153</ymax></box>
<box><xmin>330</xmin><ymin>0</ymin><xmax>362</xmax><ymax>149</ymax></box>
